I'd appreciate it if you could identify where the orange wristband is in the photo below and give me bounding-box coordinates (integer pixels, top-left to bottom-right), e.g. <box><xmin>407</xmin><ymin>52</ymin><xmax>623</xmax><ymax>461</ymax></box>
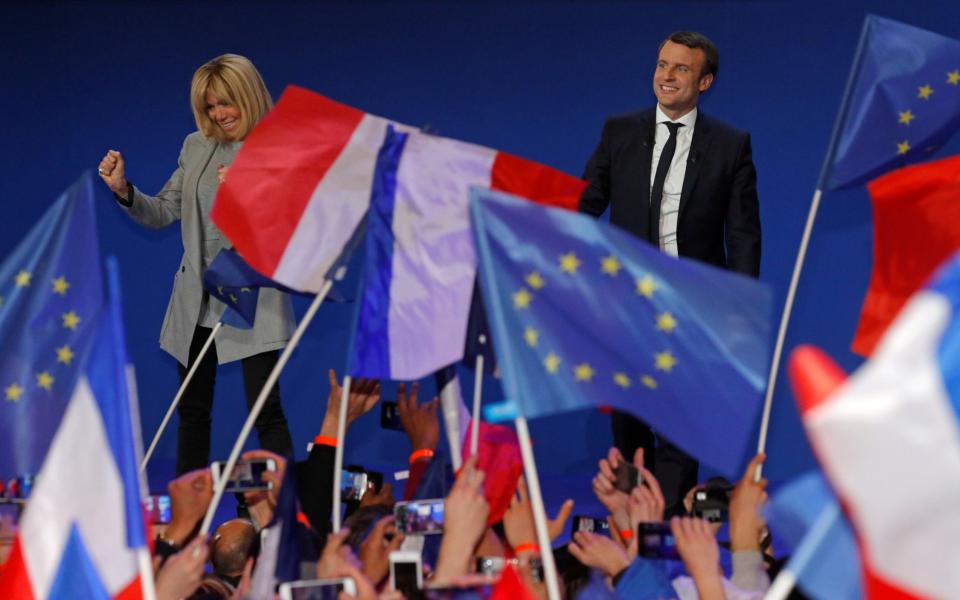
<box><xmin>514</xmin><ymin>542</ymin><xmax>540</xmax><ymax>554</ymax></box>
<box><xmin>409</xmin><ymin>448</ymin><xmax>435</xmax><ymax>464</ymax></box>
<box><xmin>313</xmin><ymin>435</ymin><xmax>337</xmax><ymax>447</ymax></box>
<box><xmin>619</xmin><ymin>529</ymin><xmax>634</xmax><ymax>541</ymax></box>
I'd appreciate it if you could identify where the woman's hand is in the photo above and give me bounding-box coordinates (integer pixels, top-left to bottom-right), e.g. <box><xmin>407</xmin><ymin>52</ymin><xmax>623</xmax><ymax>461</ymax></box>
<box><xmin>98</xmin><ymin>150</ymin><xmax>128</xmax><ymax>196</ymax></box>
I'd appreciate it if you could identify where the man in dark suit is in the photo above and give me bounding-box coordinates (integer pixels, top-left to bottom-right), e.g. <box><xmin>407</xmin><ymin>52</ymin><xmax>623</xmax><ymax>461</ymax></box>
<box><xmin>580</xmin><ymin>31</ymin><xmax>760</xmax><ymax>515</ymax></box>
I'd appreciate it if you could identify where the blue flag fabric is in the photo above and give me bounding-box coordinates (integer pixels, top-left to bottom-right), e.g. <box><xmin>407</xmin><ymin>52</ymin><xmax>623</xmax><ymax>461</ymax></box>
<box><xmin>471</xmin><ymin>188</ymin><xmax>773</xmax><ymax>475</ymax></box>
<box><xmin>0</xmin><ymin>173</ymin><xmax>103</xmax><ymax>479</ymax></box>
<box><xmin>766</xmin><ymin>471</ymin><xmax>861</xmax><ymax>600</ymax></box>
<box><xmin>822</xmin><ymin>14</ymin><xmax>960</xmax><ymax>190</ymax></box>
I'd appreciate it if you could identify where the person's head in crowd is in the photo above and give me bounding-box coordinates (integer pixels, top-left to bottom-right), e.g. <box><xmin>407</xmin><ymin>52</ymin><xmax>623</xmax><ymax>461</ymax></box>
<box><xmin>186</xmin><ymin>574</ymin><xmax>235</xmax><ymax>600</ymax></box>
<box><xmin>209</xmin><ymin>518</ymin><xmax>258</xmax><ymax>587</ymax></box>
<box><xmin>654</xmin><ymin>30</ymin><xmax>718</xmax><ymax>119</ymax></box>
<box><xmin>190</xmin><ymin>54</ymin><xmax>272</xmax><ymax>142</ymax></box>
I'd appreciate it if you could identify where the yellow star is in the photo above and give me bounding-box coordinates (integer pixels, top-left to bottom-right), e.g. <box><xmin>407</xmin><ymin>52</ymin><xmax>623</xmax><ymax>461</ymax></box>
<box><xmin>513</xmin><ymin>288</ymin><xmax>533</xmax><ymax>309</ymax></box>
<box><xmin>613</xmin><ymin>372</ymin><xmax>631</xmax><ymax>389</ymax></box>
<box><xmin>601</xmin><ymin>255</ymin><xmax>621</xmax><ymax>276</ymax></box>
<box><xmin>897</xmin><ymin>140</ymin><xmax>911</xmax><ymax>156</ymax></box>
<box><xmin>573</xmin><ymin>363</ymin><xmax>595</xmax><ymax>382</ymax></box>
<box><xmin>524</xmin><ymin>327</ymin><xmax>539</xmax><ymax>347</ymax></box>
<box><xmin>898</xmin><ymin>110</ymin><xmax>915</xmax><ymax>125</ymax></box>
<box><xmin>641</xmin><ymin>375</ymin><xmax>658</xmax><ymax>389</ymax></box>
<box><xmin>544</xmin><ymin>353</ymin><xmax>561</xmax><ymax>374</ymax></box>
<box><xmin>217</xmin><ymin>286</ymin><xmax>224</xmax><ymax>295</ymax></box>
<box><xmin>949</xmin><ymin>70</ymin><xmax>960</xmax><ymax>85</ymax></box>
<box><xmin>229</xmin><ymin>293</ymin><xmax>239</xmax><ymax>303</ymax></box>
<box><xmin>240</xmin><ymin>287</ymin><xmax>252</xmax><ymax>293</ymax></box>
<box><xmin>52</xmin><ymin>276</ymin><xmax>70</xmax><ymax>295</ymax></box>
<box><xmin>525</xmin><ymin>272</ymin><xmax>545</xmax><ymax>290</ymax></box>
<box><xmin>5</xmin><ymin>383</ymin><xmax>23</xmax><ymax>402</ymax></box>
<box><xmin>56</xmin><ymin>345</ymin><xmax>74</xmax><ymax>365</ymax></box>
<box><xmin>15</xmin><ymin>270</ymin><xmax>31</xmax><ymax>287</ymax></box>
<box><xmin>36</xmin><ymin>371</ymin><xmax>54</xmax><ymax>391</ymax></box>
<box><xmin>62</xmin><ymin>310</ymin><xmax>80</xmax><ymax>330</ymax></box>
<box><xmin>917</xmin><ymin>84</ymin><xmax>933</xmax><ymax>100</ymax></box>
<box><xmin>656</xmin><ymin>312</ymin><xmax>678</xmax><ymax>333</ymax></box>
<box><xmin>636</xmin><ymin>275</ymin><xmax>657</xmax><ymax>298</ymax></box>
<box><xmin>655</xmin><ymin>350</ymin><xmax>677</xmax><ymax>373</ymax></box>
<box><xmin>559</xmin><ymin>252</ymin><xmax>581</xmax><ymax>274</ymax></box>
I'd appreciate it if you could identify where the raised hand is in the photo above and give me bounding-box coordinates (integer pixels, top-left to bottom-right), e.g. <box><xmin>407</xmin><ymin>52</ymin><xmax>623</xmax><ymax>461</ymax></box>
<box><xmin>568</xmin><ymin>529</ymin><xmax>631</xmax><ymax>578</ymax></box>
<box><xmin>358</xmin><ymin>515</ymin><xmax>404</xmax><ymax>586</ymax></box>
<box><xmin>319</xmin><ymin>369</ymin><xmax>381</xmax><ymax>438</ymax></box>
<box><xmin>397</xmin><ymin>381</ymin><xmax>439</xmax><ymax>453</ymax></box>
<box><xmin>155</xmin><ymin>535</ymin><xmax>208</xmax><ymax>600</ymax></box>
<box><xmin>164</xmin><ymin>468</ymin><xmax>214</xmax><ymax>546</ymax></box>
<box><xmin>434</xmin><ymin>455</ymin><xmax>489</xmax><ymax>584</ymax></box>
<box><xmin>729</xmin><ymin>453</ymin><xmax>768</xmax><ymax>552</ymax></box>
<box><xmin>671</xmin><ymin>517</ymin><xmax>725</xmax><ymax>600</ymax></box>
<box><xmin>97</xmin><ymin>149</ymin><xmax>128</xmax><ymax>196</ymax></box>
<box><xmin>502</xmin><ymin>476</ymin><xmax>574</xmax><ymax>551</ymax></box>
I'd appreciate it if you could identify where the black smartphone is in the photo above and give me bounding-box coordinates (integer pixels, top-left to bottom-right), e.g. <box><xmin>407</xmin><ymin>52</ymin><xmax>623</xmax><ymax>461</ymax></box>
<box><xmin>638</xmin><ymin>522</ymin><xmax>680</xmax><ymax>560</ymax></box>
<box><xmin>210</xmin><ymin>458</ymin><xmax>276</xmax><ymax>493</ymax></box>
<box><xmin>613</xmin><ymin>461</ymin><xmax>640</xmax><ymax>492</ymax></box>
<box><xmin>380</xmin><ymin>400</ymin><xmax>404</xmax><ymax>431</ymax></box>
<box><xmin>394</xmin><ymin>498</ymin><xmax>444</xmax><ymax>535</ymax></box>
<box><xmin>571</xmin><ymin>515</ymin><xmax>611</xmax><ymax>536</ymax></box>
<box><xmin>692</xmin><ymin>481</ymin><xmax>733</xmax><ymax>523</ymax></box>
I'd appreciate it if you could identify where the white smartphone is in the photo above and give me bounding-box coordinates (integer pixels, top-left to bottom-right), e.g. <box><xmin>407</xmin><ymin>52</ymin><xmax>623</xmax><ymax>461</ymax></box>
<box><xmin>389</xmin><ymin>550</ymin><xmax>423</xmax><ymax>594</ymax></box>
<box><xmin>393</xmin><ymin>498</ymin><xmax>444</xmax><ymax>535</ymax></box>
<box><xmin>209</xmin><ymin>458</ymin><xmax>277</xmax><ymax>493</ymax></box>
<box><xmin>277</xmin><ymin>577</ymin><xmax>357</xmax><ymax>600</ymax></box>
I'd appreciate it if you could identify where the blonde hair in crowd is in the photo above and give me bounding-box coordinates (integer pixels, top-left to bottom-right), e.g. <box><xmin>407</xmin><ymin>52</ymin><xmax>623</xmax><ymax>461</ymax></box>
<box><xmin>190</xmin><ymin>54</ymin><xmax>272</xmax><ymax>142</ymax></box>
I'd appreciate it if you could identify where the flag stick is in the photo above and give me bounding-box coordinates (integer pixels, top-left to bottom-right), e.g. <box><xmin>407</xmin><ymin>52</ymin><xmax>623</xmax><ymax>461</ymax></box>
<box><xmin>514</xmin><ymin>416</ymin><xmax>560</xmax><ymax>600</ymax></box>
<box><xmin>470</xmin><ymin>352</ymin><xmax>484</xmax><ymax>457</ymax></box>
<box><xmin>765</xmin><ymin>502</ymin><xmax>841</xmax><ymax>599</ymax></box>
<box><xmin>140</xmin><ymin>322</ymin><xmax>223</xmax><ymax>473</ymax></box>
<box><xmin>437</xmin><ymin>368</ymin><xmax>467</xmax><ymax>471</ymax></box>
<box><xmin>331</xmin><ymin>375</ymin><xmax>352</xmax><ymax>532</ymax></box>
<box><xmin>755</xmin><ymin>189</ymin><xmax>822</xmax><ymax>476</ymax></box>
<box><xmin>137</xmin><ymin>547</ymin><xmax>157</xmax><ymax>600</ymax></box>
<box><xmin>200</xmin><ymin>278</ymin><xmax>334</xmax><ymax>535</ymax></box>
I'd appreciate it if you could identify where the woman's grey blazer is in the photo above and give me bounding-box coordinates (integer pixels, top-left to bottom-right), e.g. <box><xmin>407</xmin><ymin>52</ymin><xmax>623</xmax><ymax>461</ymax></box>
<box><xmin>119</xmin><ymin>131</ymin><xmax>294</xmax><ymax>367</ymax></box>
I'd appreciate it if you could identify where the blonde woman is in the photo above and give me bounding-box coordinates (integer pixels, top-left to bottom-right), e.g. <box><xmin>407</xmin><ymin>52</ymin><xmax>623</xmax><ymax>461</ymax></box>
<box><xmin>98</xmin><ymin>54</ymin><xmax>294</xmax><ymax>475</ymax></box>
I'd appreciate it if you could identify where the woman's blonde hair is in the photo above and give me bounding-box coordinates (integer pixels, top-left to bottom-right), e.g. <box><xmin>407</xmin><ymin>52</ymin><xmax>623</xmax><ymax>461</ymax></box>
<box><xmin>190</xmin><ymin>54</ymin><xmax>272</xmax><ymax>142</ymax></box>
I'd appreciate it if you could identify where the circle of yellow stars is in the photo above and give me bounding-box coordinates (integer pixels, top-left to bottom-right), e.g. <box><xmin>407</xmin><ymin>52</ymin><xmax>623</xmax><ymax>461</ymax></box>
<box><xmin>512</xmin><ymin>250</ymin><xmax>680</xmax><ymax>394</ymax></box>
<box><xmin>895</xmin><ymin>69</ymin><xmax>959</xmax><ymax>157</ymax></box>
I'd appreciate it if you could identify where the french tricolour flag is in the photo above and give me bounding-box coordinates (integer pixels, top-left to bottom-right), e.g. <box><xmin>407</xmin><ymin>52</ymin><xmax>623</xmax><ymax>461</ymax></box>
<box><xmin>212</xmin><ymin>85</ymin><xmax>416</xmax><ymax>293</ymax></box>
<box><xmin>788</xmin><ymin>252</ymin><xmax>960</xmax><ymax>599</ymax></box>
<box><xmin>347</xmin><ymin>127</ymin><xmax>586</xmax><ymax>380</ymax></box>
<box><xmin>0</xmin><ymin>273</ymin><xmax>149</xmax><ymax>599</ymax></box>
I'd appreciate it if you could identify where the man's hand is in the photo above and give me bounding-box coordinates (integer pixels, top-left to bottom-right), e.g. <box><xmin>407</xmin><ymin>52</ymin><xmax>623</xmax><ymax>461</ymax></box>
<box><xmin>240</xmin><ymin>449</ymin><xmax>287</xmax><ymax>528</ymax></box>
<box><xmin>396</xmin><ymin>382</ymin><xmax>439</xmax><ymax>452</ymax></box>
<box><xmin>592</xmin><ymin>447</ymin><xmax>644</xmax><ymax>533</ymax></box>
<box><xmin>155</xmin><ymin>535</ymin><xmax>208</xmax><ymax>600</ymax></box>
<box><xmin>319</xmin><ymin>369</ymin><xmax>381</xmax><ymax>438</ymax></box>
<box><xmin>164</xmin><ymin>469</ymin><xmax>214</xmax><ymax>546</ymax></box>
<box><xmin>359</xmin><ymin>482</ymin><xmax>396</xmax><ymax>509</ymax></box>
<box><xmin>671</xmin><ymin>517</ymin><xmax>725</xmax><ymax>600</ymax></box>
<box><xmin>568</xmin><ymin>530</ymin><xmax>631</xmax><ymax>579</ymax></box>
<box><xmin>434</xmin><ymin>456</ymin><xmax>489</xmax><ymax>584</ymax></box>
<box><xmin>729</xmin><ymin>453</ymin><xmax>768</xmax><ymax>552</ymax></box>
<box><xmin>358</xmin><ymin>515</ymin><xmax>404</xmax><ymax>586</ymax></box>
<box><xmin>97</xmin><ymin>150</ymin><xmax>128</xmax><ymax>196</ymax></box>
<box><xmin>502</xmin><ymin>476</ymin><xmax>574</xmax><ymax>551</ymax></box>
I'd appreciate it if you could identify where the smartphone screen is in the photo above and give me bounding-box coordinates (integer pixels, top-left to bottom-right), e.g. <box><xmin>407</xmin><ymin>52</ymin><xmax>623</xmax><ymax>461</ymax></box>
<box><xmin>572</xmin><ymin>515</ymin><xmax>611</xmax><ymax>536</ymax></box>
<box><xmin>393</xmin><ymin>560</ymin><xmax>420</xmax><ymax>593</ymax></box>
<box><xmin>278</xmin><ymin>578</ymin><xmax>356</xmax><ymax>600</ymax></box>
<box><xmin>380</xmin><ymin>401</ymin><xmax>404</xmax><ymax>431</ymax></box>
<box><xmin>143</xmin><ymin>494</ymin><xmax>171</xmax><ymax>524</ymax></box>
<box><xmin>394</xmin><ymin>499</ymin><xmax>444</xmax><ymax>535</ymax></box>
<box><xmin>638</xmin><ymin>522</ymin><xmax>680</xmax><ymax>560</ymax></box>
<box><xmin>341</xmin><ymin>470</ymin><xmax>368</xmax><ymax>502</ymax></box>
<box><xmin>211</xmin><ymin>459</ymin><xmax>276</xmax><ymax>493</ymax></box>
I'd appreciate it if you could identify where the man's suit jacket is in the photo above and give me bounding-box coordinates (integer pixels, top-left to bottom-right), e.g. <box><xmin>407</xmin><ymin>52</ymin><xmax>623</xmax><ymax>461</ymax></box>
<box><xmin>119</xmin><ymin>131</ymin><xmax>294</xmax><ymax>367</ymax></box>
<box><xmin>580</xmin><ymin>108</ymin><xmax>761</xmax><ymax>277</ymax></box>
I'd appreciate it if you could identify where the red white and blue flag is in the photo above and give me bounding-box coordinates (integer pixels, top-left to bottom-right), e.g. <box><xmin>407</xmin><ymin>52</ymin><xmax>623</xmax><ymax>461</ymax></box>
<box><xmin>789</xmin><ymin>251</ymin><xmax>960</xmax><ymax>598</ymax></box>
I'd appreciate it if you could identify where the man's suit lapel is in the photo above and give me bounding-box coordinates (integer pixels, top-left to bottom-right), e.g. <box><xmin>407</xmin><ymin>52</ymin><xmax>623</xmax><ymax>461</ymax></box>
<box><xmin>678</xmin><ymin>113</ymin><xmax>713</xmax><ymax>219</ymax></box>
<box><xmin>636</xmin><ymin>111</ymin><xmax>656</xmax><ymax>212</ymax></box>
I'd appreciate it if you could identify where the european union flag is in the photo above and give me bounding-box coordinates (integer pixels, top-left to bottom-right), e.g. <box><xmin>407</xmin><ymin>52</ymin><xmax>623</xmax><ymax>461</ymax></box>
<box><xmin>0</xmin><ymin>173</ymin><xmax>103</xmax><ymax>479</ymax></box>
<box><xmin>822</xmin><ymin>15</ymin><xmax>960</xmax><ymax>190</ymax></box>
<box><xmin>471</xmin><ymin>188</ymin><xmax>772</xmax><ymax>475</ymax></box>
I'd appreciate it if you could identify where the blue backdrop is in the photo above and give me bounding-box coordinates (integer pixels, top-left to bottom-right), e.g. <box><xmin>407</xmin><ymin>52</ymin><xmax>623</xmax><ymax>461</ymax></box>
<box><xmin>2</xmin><ymin>1</ymin><xmax>958</xmax><ymax>495</ymax></box>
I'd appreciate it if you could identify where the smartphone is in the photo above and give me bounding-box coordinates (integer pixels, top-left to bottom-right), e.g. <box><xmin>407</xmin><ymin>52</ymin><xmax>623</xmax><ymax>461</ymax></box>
<box><xmin>143</xmin><ymin>494</ymin><xmax>172</xmax><ymax>525</ymax></box>
<box><xmin>394</xmin><ymin>499</ymin><xmax>444</xmax><ymax>535</ymax></box>
<box><xmin>341</xmin><ymin>470</ymin><xmax>369</xmax><ymax>502</ymax></box>
<box><xmin>389</xmin><ymin>550</ymin><xmax>423</xmax><ymax>595</ymax></box>
<box><xmin>571</xmin><ymin>515</ymin><xmax>611</xmax><ymax>536</ymax></box>
<box><xmin>278</xmin><ymin>578</ymin><xmax>357</xmax><ymax>600</ymax></box>
<box><xmin>476</xmin><ymin>556</ymin><xmax>514</xmax><ymax>576</ymax></box>
<box><xmin>380</xmin><ymin>400</ymin><xmax>403</xmax><ymax>431</ymax></box>
<box><xmin>613</xmin><ymin>461</ymin><xmax>640</xmax><ymax>492</ymax></box>
<box><xmin>210</xmin><ymin>458</ymin><xmax>276</xmax><ymax>493</ymax></box>
<box><xmin>638</xmin><ymin>522</ymin><xmax>680</xmax><ymax>560</ymax></box>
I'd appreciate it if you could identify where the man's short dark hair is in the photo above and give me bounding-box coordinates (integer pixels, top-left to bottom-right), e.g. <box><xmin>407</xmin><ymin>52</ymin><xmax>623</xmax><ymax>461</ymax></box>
<box><xmin>659</xmin><ymin>31</ymin><xmax>719</xmax><ymax>79</ymax></box>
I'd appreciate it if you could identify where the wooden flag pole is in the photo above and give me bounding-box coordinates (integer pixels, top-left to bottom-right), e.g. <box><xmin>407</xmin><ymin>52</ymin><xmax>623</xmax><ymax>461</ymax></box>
<box><xmin>514</xmin><ymin>416</ymin><xmax>561</xmax><ymax>600</ymax></box>
<box><xmin>140</xmin><ymin>322</ymin><xmax>222</xmax><ymax>473</ymax></box>
<box><xmin>200</xmin><ymin>277</ymin><xmax>335</xmax><ymax>536</ymax></box>
<box><xmin>331</xmin><ymin>375</ymin><xmax>352</xmax><ymax>532</ymax></box>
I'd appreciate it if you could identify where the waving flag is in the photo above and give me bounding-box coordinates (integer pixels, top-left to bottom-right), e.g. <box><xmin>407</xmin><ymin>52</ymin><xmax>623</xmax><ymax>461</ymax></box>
<box><xmin>0</xmin><ymin>174</ymin><xmax>103</xmax><ymax>480</ymax></box>
<box><xmin>347</xmin><ymin>127</ymin><xmax>586</xmax><ymax>380</ymax></box>
<box><xmin>821</xmin><ymin>15</ymin><xmax>960</xmax><ymax>190</ymax></box>
<box><xmin>851</xmin><ymin>155</ymin><xmax>960</xmax><ymax>356</ymax></box>
<box><xmin>788</xmin><ymin>251</ymin><xmax>960</xmax><ymax>598</ymax></box>
<box><xmin>0</xmin><ymin>259</ymin><xmax>148</xmax><ymax>599</ymax></box>
<box><xmin>211</xmin><ymin>85</ymin><xmax>414</xmax><ymax>293</ymax></box>
<box><xmin>472</xmin><ymin>188</ymin><xmax>772</xmax><ymax>475</ymax></box>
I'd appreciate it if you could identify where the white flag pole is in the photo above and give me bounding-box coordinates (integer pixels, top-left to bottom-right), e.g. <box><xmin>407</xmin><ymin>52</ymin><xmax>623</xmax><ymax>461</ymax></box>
<box><xmin>140</xmin><ymin>322</ymin><xmax>222</xmax><ymax>473</ymax></box>
<box><xmin>514</xmin><ymin>416</ymin><xmax>560</xmax><ymax>600</ymax></box>
<box><xmin>331</xmin><ymin>375</ymin><xmax>352</xmax><ymax>532</ymax></box>
<box><xmin>200</xmin><ymin>277</ymin><xmax>335</xmax><ymax>536</ymax></box>
<box><xmin>470</xmin><ymin>347</ymin><xmax>484</xmax><ymax>457</ymax></box>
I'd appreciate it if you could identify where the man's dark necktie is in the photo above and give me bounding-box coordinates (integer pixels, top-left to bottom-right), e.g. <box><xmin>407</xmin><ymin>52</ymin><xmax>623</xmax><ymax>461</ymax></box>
<box><xmin>649</xmin><ymin>121</ymin><xmax>684</xmax><ymax>245</ymax></box>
